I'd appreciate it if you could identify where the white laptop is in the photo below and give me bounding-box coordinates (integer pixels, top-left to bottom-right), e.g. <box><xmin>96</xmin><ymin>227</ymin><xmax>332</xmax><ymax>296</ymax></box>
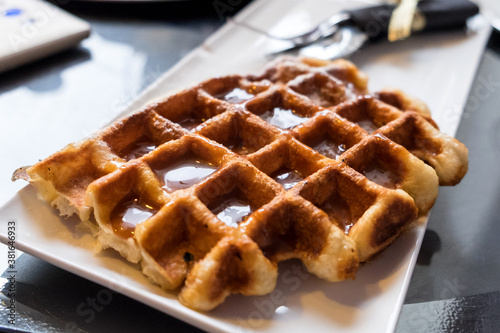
<box><xmin>0</xmin><ymin>0</ymin><xmax>91</xmax><ymax>73</ymax></box>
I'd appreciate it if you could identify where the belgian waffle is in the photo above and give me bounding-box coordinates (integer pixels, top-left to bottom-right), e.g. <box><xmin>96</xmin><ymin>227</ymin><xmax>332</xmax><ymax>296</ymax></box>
<box><xmin>13</xmin><ymin>56</ymin><xmax>468</xmax><ymax>311</ymax></box>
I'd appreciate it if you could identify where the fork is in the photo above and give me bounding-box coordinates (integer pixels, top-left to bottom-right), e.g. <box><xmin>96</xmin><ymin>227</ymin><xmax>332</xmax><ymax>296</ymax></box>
<box><xmin>228</xmin><ymin>13</ymin><xmax>351</xmax><ymax>48</ymax></box>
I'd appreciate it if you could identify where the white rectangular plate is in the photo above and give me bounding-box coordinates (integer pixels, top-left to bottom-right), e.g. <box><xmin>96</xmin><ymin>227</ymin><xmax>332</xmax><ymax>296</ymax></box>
<box><xmin>0</xmin><ymin>1</ymin><xmax>491</xmax><ymax>332</ymax></box>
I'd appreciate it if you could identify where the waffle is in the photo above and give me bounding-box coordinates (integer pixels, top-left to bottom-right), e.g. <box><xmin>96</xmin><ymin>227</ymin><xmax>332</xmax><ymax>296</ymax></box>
<box><xmin>13</xmin><ymin>56</ymin><xmax>468</xmax><ymax>311</ymax></box>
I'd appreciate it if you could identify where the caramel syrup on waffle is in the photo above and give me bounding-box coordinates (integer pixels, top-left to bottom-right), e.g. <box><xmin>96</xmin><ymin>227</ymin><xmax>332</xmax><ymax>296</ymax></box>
<box><xmin>121</xmin><ymin>138</ymin><xmax>156</xmax><ymax>161</ymax></box>
<box><xmin>214</xmin><ymin>199</ymin><xmax>252</xmax><ymax>228</ymax></box>
<box><xmin>356</xmin><ymin>119</ymin><xmax>378</xmax><ymax>134</ymax></box>
<box><xmin>179</xmin><ymin>118</ymin><xmax>203</xmax><ymax>131</ymax></box>
<box><xmin>272</xmin><ymin>168</ymin><xmax>303</xmax><ymax>190</ymax></box>
<box><xmin>306</xmin><ymin>92</ymin><xmax>323</xmax><ymax>106</ymax></box>
<box><xmin>313</xmin><ymin>140</ymin><xmax>347</xmax><ymax>160</ymax></box>
<box><xmin>217</xmin><ymin>87</ymin><xmax>255</xmax><ymax>104</ymax></box>
<box><xmin>225</xmin><ymin>136</ymin><xmax>260</xmax><ymax>155</ymax></box>
<box><xmin>110</xmin><ymin>196</ymin><xmax>158</xmax><ymax>238</ymax></box>
<box><xmin>319</xmin><ymin>196</ymin><xmax>354</xmax><ymax>234</ymax></box>
<box><xmin>226</xmin><ymin>141</ymin><xmax>257</xmax><ymax>155</ymax></box>
<box><xmin>260</xmin><ymin>108</ymin><xmax>309</xmax><ymax>129</ymax></box>
<box><xmin>209</xmin><ymin>191</ymin><xmax>254</xmax><ymax>228</ymax></box>
<box><xmin>158</xmin><ymin>159</ymin><xmax>218</xmax><ymax>192</ymax></box>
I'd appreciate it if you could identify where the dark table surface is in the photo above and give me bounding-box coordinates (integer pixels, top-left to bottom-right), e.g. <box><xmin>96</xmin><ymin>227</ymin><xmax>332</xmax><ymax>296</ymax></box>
<box><xmin>1</xmin><ymin>1</ymin><xmax>499</xmax><ymax>332</ymax></box>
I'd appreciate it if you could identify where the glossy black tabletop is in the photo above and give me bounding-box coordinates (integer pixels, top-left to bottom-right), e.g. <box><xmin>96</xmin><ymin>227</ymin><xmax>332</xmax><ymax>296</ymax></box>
<box><xmin>0</xmin><ymin>1</ymin><xmax>499</xmax><ymax>332</ymax></box>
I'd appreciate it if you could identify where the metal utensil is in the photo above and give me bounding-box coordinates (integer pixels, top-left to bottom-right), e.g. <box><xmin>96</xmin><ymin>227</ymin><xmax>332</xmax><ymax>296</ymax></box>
<box><xmin>229</xmin><ymin>13</ymin><xmax>351</xmax><ymax>49</ymax></box>
<box><xmin>267</xmin><ymin>0</ymin><xmax>480</xmax><ymax>60</ymax></box>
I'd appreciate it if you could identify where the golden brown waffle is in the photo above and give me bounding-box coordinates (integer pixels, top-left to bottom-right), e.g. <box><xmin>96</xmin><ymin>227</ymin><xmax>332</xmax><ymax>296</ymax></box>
<box><xmin>14</xmin><ymin>56</ymin><xmax>468</xmax><ymax>311</ymax></box>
